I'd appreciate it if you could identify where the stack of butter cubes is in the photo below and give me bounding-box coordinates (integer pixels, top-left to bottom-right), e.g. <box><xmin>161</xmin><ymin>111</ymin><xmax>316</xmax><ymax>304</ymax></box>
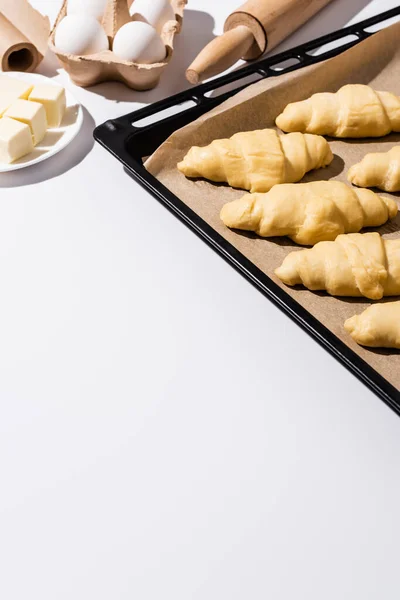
<box><xmin>0</xmin><ymin>76</ymin><xmax>66</xmax><ymax>164</ymax></box>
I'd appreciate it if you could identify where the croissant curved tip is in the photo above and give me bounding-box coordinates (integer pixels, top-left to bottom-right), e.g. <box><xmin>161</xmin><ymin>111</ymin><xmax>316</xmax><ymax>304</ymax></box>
<box><xmin>275</xmin><ymin>103</ymin><xmax>302</xmax><ymax>133</ymax></box>
<box><xmin>383</xmin><ymin>195</ymin><xmax>399</xmax><ymax>218</ymax></box>
<box><xmin>275</xmin><ymin>114</ymin><xmax>286</xmax><ymax>131</ymax></box>
<box><xmin>324</xmin><ymin>143</ymin><xmax>334</xmax><ymax>166</ymax></box>
<box><xmin>220</xmin><ymin>203</ymin><xmax>234</xmax><ymax>228</ymax></box>
<box><xmin>274</xmin><ymin>255</ymin><xmax>300</xmax><ymax>286</ymax></box>
<box><xmin>347</xmin><ymin>165</ymin><xmax>357</xmax><ymax>183</ymax></box>
<box><xmin>177</xmin><ymin>158</ymin><xmax>200</xmax><ymax>178</ymax></box>
<box><xmin>344</xmin><ymin>315</ymin><xmax>358</xmax><ymax>335</ymax></box>
<box><xmin>220</xmin><ymin>195</ymin><xmax>258</xmax><ymax>231</ymax></box>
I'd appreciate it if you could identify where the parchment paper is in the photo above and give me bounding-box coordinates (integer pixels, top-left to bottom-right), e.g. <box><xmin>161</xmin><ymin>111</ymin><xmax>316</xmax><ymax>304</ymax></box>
<box><xmin>0</xmin><ymin>0</ymin><xmax>50</xmax><ymax>58</ymax></box>
<box><xmin>146</xmin><ymin>21</ymin><xmax>400</xmax><ymax>391</ymax></box>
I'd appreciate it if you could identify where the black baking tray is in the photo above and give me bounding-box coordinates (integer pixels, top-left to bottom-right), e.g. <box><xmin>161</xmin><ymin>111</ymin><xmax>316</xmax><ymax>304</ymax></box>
<box><xmin>94</xmin><ymin>6</ymin><xmax>400</xmax><ymax>413</ymax></box>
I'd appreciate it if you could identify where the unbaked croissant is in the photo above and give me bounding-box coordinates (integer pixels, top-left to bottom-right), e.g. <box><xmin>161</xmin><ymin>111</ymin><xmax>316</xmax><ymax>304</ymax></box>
<box><xmin>345</xmin><ymin>301</ymin><xmax>400</xmax><ymax>349</ymax></box>
<box><xmin>348</xmin><ymin>146</ymin><xmax>400</xmax><ymax>192</ymax></box>
<box><xmin>276</xmin><ymin>84</ymin><xmax>400</xmax><ymax>138</ymax></box>
<box><xmin>177</xmin><ymin>129</ymin><xmax>333</xmax><ymax>193</ymax></box>
<box><xmin>344</xmin><ymin>302</ymin><xmax>400</xmax><ymax>350</ymax></box>
<box><xmin>275</xmin><ymin>232</ymin><xmax>400</xmax><ymax>299</ymax></box>
<box><xmin>220</xmin><ymin>181</ymin><xmax>397</xmax><ymax>245</ymax></box>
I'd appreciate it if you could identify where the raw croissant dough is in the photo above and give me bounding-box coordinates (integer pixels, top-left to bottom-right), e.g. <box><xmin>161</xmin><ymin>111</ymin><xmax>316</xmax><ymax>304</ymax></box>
<box><xmin>345</xmin><ymin>301</ymin><xmax>400</xmax><ymax>349</ymax></box>
<box><xmin>275</xmin><ymin>232</ymin><xmax>400</xmax><ymax>299</ymax></box>
<box><xmin>177</xmin><ymin>129</ymin><xmax>333</xmax><ymax>193</ymax></box>
<box><xmin>275</xmin><ymin>84</ymin><xmax>400</xmax><ymax>138</ymax></box>
<box><xmin>220</xmin><ymin>181</ymin><xmax>397</xmax><ymax>245</ymax></box>
<box><xmin>348</xmin><ymin>146</ymin><xmax>400</xmax><ymax>192</ymax></box>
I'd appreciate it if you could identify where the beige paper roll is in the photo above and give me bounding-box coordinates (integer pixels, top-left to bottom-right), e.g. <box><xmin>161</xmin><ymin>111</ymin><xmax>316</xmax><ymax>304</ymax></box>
<box><xmin>0</xmin><ymin>13</ymin><xmax>40</xmax><ymax>72</ymax></box>
<box><xmin>0</xmin><ymin>0</ymin><xmax>50</xmax><ymax>73</ymax></box>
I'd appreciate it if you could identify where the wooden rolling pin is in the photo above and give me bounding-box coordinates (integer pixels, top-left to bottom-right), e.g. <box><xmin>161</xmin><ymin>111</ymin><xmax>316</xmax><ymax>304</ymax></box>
<box><xmin>186</xmin><ymin>0</ymin><xmax>334</xmax><ymax>84</ymax></box>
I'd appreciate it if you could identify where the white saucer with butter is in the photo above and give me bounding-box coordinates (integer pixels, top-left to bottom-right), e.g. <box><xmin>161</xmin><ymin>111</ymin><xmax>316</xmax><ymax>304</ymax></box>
<box><xmin>0</xmin><ymin>72</ymin><xmax>83</xmax><ymax>173</ymax></box>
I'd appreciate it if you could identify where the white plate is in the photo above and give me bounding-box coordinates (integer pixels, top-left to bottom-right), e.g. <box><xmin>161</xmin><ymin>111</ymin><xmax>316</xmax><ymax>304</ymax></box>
<box><xmin>0</xmin><ymin>72</ymin><xmax>83</xmax><ymax>173</ymax></box>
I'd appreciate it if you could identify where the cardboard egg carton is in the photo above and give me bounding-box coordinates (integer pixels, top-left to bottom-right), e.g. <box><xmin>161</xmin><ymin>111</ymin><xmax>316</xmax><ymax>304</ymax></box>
<box><xmin>48</xmin><ymin>0</ymin><xmax>186</xmax><ymax>90</ymax></box>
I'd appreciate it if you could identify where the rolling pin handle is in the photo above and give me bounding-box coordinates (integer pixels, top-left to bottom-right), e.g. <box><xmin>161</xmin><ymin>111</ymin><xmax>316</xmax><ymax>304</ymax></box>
<box><xmin>186</xmin><ymin>25</ymin><xmax>254</xmax><ymax>84</ymax></box>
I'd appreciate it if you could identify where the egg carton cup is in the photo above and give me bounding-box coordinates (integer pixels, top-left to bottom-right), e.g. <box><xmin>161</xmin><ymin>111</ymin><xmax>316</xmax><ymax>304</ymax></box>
<box><xmin>49</xmin><ymin>0</ymin><xmax>187</xmax><ymax>90</ymax></box>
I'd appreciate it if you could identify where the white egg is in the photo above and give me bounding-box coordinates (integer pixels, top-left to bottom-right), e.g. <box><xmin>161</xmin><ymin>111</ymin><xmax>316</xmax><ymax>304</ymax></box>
<box><xmin>129</xmin><ymin>0</ymin><xmax>174</xmax><ymax>33</ymax></box>
<box><xmin>55</xmin><ymin>15</ymin><xmax>109</xmax><ymax>56</ymax></box>
<box><xmin>67</xmin><ymin>0</ymin><xmax>108</xmax><ymax>21</ymax></box>
<box><xmin>113</xmin><ymin>21</ymin><xmax>166</xmax><ymax>63</ymax></box>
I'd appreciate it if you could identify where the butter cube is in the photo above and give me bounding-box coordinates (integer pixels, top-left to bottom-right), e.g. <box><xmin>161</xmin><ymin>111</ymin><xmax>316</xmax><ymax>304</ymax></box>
<box><xmin>0</xmin><ymin>76</ymin><xmax>33</xmax><ymax>100</ymax></box>
<box><xmin>0</xmin><ymin>117</ymin><xmax>34</xmax><ymax>163</ymax></box>
<box><xmin>0</xmin><ymin>93</ymin><xmax>20</xmax><ymax>116</ymax></box>
<box><xmin>28</xmin><ymin>84</ymin><xmax>66</xmax><ymax>128</ymax></box>
<box><xmin>0</xmin><ymin>76</ymin><xmax>35</xmax><ymax>117</ymax></box>
<box><xmin>4</xmin><ymin>99</ymin><xmax>47</xmax><ymax>145</ymax></box>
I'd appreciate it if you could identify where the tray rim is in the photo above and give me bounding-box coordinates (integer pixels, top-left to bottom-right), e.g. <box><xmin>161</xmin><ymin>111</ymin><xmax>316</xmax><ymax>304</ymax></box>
<box><xmin>94</xmin><ymin>6</ymin><xmax>400</xmax><ymax>413</ymax></box>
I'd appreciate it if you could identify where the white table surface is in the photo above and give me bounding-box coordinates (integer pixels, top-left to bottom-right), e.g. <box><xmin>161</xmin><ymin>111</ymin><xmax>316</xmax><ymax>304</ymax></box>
<box><xmin>1</xmin><ymin>1</ymin><xmax>400</xmax><ymax>598</ymax></box>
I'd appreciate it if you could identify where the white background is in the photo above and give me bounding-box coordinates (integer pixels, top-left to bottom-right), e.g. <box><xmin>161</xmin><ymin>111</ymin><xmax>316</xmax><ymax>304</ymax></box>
<box><xmin>1</xmin><ymin>1</ymin><xmax>400</xmax><ymax>598</ymax></box>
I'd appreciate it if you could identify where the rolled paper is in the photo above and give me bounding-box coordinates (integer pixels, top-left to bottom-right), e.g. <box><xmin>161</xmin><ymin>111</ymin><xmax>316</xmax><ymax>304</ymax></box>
<box><xmin>0</xmin><ymin>0</ymin><xmax>50</xmax><ymax>73</ymax></box>
<box><xmin>0</xmin><ymin>13</ymin><xmax>39</xmax><ymax>72</ymax></box>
